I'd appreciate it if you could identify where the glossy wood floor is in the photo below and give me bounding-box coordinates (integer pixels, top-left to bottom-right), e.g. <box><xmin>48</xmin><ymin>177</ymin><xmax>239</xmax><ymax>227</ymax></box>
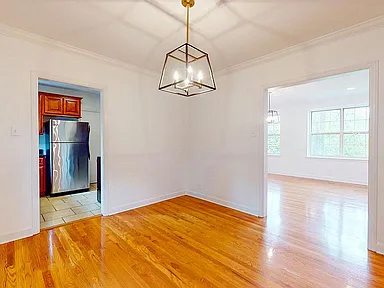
<box><xmin>1</xmin><ymin>175</ymin><xmax>384</xmax><ymax>287</ymax></box>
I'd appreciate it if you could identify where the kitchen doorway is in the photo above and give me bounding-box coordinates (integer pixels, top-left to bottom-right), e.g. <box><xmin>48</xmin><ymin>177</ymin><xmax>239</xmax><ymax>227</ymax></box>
<box><xmin>36</xmin><ymin>78</ymin><xmax>104</xmax><ymax>230</ymax></box>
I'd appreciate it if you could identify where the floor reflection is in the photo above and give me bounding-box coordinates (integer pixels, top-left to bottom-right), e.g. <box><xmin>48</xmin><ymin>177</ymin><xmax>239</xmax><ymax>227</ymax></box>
<box><xmin>267</xmin><ymin>174</ymin><xmax>369</xmax><ymax>265</ymax></box>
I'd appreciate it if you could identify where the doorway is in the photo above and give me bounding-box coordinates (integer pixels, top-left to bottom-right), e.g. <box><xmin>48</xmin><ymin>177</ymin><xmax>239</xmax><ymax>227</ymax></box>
<box><xmin>263</xmin><ymin>65</ymin><xmax>379</xmax><ymax>254</ymax></box>
<box><xmin>35</xmin><ymin>78</ymin><xmax>104</xmax><ymax>230</ymax></box>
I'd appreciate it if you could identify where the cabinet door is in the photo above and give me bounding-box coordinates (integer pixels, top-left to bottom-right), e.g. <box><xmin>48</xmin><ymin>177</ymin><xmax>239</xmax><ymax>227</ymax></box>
<box><xmin>39</xmin><ymin>94</ymin><xmax>44</xmax><ymax>134</ymax></box>
<box><xmin>39</xmin><ymin>158</ymin><xmax>46</xmax><ymax>197</ymax></box>
<box><xmin>63</xmin><ymin>97</ymin><xmax>81</xmax><ymax>118</ymax></box>
<box><xmin>44</xmin><ymin>95</ymin><xmax>64</xmax><ymax>115</ymax></box>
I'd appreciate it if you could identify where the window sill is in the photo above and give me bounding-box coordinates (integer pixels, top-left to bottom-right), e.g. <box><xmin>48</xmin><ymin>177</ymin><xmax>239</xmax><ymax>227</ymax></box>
<box><xmin>268</xmin><ymin>154</ymin><xmax>281</xmax><ymax>157</ymax></box>
<box><xmin>306</xmin><ymin>156</ymin><xmax>368</xmax><ymax>161</ymax></box>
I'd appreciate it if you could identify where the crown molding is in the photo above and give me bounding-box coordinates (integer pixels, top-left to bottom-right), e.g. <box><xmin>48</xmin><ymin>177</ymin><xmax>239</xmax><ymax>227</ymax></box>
<box><xmin>216</xmin><ymin>16</ymin><xmax>384</xmax><ymax>76</ymax></box>
<box><xmin>0</xmin><ymin>24</ymin><xmax>158</xmax><ymax>78</ymax></box>
<box><xmin>1</xmin><ymin>15</ymin><xmax>384</xmax><ymax>79</ymax></box>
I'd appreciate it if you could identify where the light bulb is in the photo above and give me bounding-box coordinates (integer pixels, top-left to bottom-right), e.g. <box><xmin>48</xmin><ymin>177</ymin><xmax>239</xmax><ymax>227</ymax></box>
<box><xmin>184</xmin><ymin>78</ymin><xmax>190</xmax><ymax>85</ymax></box>
<box><xmin>173</xmin><ymin>71</ymin><xmax>179</xmax><ymax>81</ymax></box>
<box><xmin>197</xmin><ymin>71</ymin><xmax>203</xmax><ymax>81</ymax></box>
<box><xmin>187</xmin><ymin>66</ymin><xmax>193</xmax><ymax>74</ymax></box>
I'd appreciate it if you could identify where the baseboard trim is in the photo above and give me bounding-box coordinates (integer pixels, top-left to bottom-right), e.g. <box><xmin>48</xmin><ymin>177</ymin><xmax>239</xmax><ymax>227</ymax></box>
<box><xmin>109</xmin><ymin>190</ymin><xmax>187</xmax><ymax>215</ymax></box>
<box><xmin>0</xmin><ymin>227</ymin><xmax>35</xmax><ymax>245</ymax></box>
<box><xmin>372</xmin><ymin>242</ymin><xmax>384</xmax><ymax>255</ymax></box>
<box><xmin>186</xmin><ymin>190</ymin><xmax>262</xmax><ymax>217</ymax></box>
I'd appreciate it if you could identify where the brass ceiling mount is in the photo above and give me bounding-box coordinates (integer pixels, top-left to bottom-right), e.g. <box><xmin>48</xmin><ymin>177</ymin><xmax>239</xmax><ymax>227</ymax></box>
<box><xmin>182</xmin><ymin>0</ymin><xmax>195</xmax><ymax>8</ymax></box>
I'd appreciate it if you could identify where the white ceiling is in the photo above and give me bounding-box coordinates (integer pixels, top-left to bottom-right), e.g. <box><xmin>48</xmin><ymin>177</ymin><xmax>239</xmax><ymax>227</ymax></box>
<box><xmin>270</xmin><ymin>69</ymin><xmax>369</xmax><ymax>105</ymax></box>
<box><xmin>1</xmin><ymin>1</ymin><xmax>384</xmax><ymax>72</ymax></box>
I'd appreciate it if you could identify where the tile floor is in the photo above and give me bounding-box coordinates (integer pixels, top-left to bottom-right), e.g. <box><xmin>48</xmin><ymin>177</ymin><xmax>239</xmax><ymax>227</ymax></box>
<box><xmin>40</xmin><ymin>185</ymin><xmax>100</xmax><ymax>229</ymax></box>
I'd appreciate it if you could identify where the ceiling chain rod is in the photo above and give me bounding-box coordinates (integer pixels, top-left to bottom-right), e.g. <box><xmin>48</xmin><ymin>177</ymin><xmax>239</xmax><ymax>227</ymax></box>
<box><xmin>186</xmin><ymin>5</ymin><xmax>190</xmax><ymax>43</ymax></box>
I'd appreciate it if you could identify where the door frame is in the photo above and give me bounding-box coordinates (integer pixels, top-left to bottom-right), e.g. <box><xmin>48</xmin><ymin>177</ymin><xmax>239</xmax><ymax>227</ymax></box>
<box><xmin>30</xmin><ymin>70</ymin><xmax>110</xmax><ymax>234</ymax></box>
<box><xmin>261</xmin><ymin>61</ymin><xmax>379</xmax><ymax>253</ymax></box>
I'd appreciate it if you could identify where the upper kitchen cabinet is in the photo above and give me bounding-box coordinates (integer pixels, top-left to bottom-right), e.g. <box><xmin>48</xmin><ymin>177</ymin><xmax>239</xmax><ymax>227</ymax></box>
<box><xmin>43</xmin><ymin>93</ymin><xmax>64</xmax><ymax>115</ymax></box>
<box><xmin>63</xmin><ymin>97</ymin><xmax>81</xmax><ymax>117</ymax></box>
<box><xmin>39</xmin><ymin>92</ymin><xmax>82</xmax><ymax>134</ymax></box>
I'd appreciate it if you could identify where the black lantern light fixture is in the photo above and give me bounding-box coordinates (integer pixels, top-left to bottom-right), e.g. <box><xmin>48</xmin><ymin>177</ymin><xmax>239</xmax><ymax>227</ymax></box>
<box><xmin>267</xmin><ymin>91</ymin><xmax>280</xmax><ymax>123</ymax></box>
<box><xmin>158</xmin><ymin>0</ymin><xmax>216</xmax><ymax>97</ymax></box>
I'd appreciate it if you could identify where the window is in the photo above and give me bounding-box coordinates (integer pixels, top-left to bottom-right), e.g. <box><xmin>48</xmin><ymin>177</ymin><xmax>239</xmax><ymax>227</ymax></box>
<box><xmin>268</xmin><ymin>121</ymin><xmax>280</xmax><ymax>155</ymax></box>
<box><xmin>309</xmin><ymin>107</ymin><xmax>369</xmax><ymax>158</ymax></box>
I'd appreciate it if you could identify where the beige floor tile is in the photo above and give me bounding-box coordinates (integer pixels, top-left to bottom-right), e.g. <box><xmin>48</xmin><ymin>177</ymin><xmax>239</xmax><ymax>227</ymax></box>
<box><xmin>72</xmin><ymin>204</ymin><xmax>100</xmax><ymax>214</ymax></box>
<box><xmin>40</xmin><ymin>197</ymin><xmax>49</xmax><ymax>203</ymax></box>
<box><xmin>90</xmin><ymin>209</ymin><xmax>101</xmax><ymax>216</ymax></box>
<box><xmin>77</xmin><ymin>191</ymin><xmax>92</xmax><ymax>196</ymax></box>
<box><xmin>43</xmin><ymin>209</ymin><xmax>75</xmax><ymax>221</ymax></box>
<box><xmin>78</xmin><ymin>198</ymin><xmax>98</xmax><ymax>205</ymax></box>
<box><xmin>40</xmin><ymin>215</ymin><xmax>45</xmax><ymax>223</ymax></box>
<box><xmin>70</xmin><ymin>194</ymin><xmax>87</xmax><ymax>201</ymax></box>
<box><xmin>40</xmin><ymin>205</ymin><xmax>55</xmax><ymax>214</ymax></box>
<box><xmin>84</xmin><ymin>192</ymin><xmax>98</xmax><ymax>201</ymax></box>
<box><xmin>51</xmin><ymin>195</ymin><xmax>72</xmax><ymax>201</ymax></box>
<box><xmin>62</xmin><ymin>198</ymin><xmax>82</xmax><ymax>204</ymax></box>
<box><xmin>53</xmin><ymin>201</ymin><xmax>82</xmax><ymax>211</ymax></box>
<box><xmin>40</xmin><ymin>218</ymin><xmax>65</xmax><ymax>229</ymax></box>
<box><xmin>63</xmin><ymin>212</ymin><xmax>93</xmax><ymax>223</ymax></box>
<box><xmin>47</xmin><ymin>198</ymin><xmax>65</xmax><ymax>204</ymax></box>
<box><xmin>40</xmin><ymin>201</ymin><xmax>55</xmax><ymax>208</ymax></box>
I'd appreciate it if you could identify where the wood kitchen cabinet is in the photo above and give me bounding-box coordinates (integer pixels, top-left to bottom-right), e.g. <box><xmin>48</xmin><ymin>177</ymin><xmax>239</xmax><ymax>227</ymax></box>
<box><xmin>43</xmin><ymin>94</ymin><xmax>64</xmax><ymax>115</ymax></box>
<box><xmin>39</xmin><ymin>156</ymin><xmax>46</xmax><ymax>197</ymax></box>
<box><xmin>39</xmin><ymin>93</ymin><xmax>44</xmax><ymax>135</ymax></box>
<box><xmin>38</xmin><ymin>92</ymin><xmax>82</xmax><ymax>134</ymax></box>
<box><xmin>63</xmin><ymin>97</ymin><xmax>81</xmax><ymax>117</ymax></box>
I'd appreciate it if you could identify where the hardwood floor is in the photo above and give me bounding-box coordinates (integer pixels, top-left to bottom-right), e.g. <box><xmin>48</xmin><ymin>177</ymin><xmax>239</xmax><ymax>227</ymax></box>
<box><xmin>1</xmin><ymin>175</ymin><xmax>384</xmax><ymax>287</ymax></box>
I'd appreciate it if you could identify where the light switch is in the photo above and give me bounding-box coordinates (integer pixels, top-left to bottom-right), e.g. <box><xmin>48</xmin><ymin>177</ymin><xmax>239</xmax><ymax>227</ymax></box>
<box><xmin>11</xmin><ymin>125</ymin><xmax>20</xmax><ymax>136</ymax></box>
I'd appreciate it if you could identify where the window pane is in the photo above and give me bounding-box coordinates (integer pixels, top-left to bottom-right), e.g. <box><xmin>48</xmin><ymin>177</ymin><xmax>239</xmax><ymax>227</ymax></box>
<box><xmin>268</xmin><ymin>122</ymin><xmax>280</xmax><ymax>155</ymax></box>
<box><xmin>343</xmin><ymin>107</ymin><xmax>369</xmax><ymax>132</ymax></box>
<box><xmin>311</xmin><ymin>110</ymin><xmax>340</xmax><ymax>133</ymax></box>
<box><xmin>344</xmin><ymin>120</ymin><xmax>354</xmax><ymax>131</ymax></box>
<box><xmin>344</xmin><ymin>109</ymin><xmax>355</xmax><ymax>120</ymax></box>
<box><xmin>343</xmin><ymin>133</ymin><xmax>368</xmax><ymax>158</ymax></box>
<box><xmin>268</xmin><ymin>135</ymin><xmax>280</xmax><ymax>155</ymax></box>
<box><xmin>311</xmin><ymin>134</ymin><xmax>340</xmax><ymax>157</ymax></box>
<box><xmin>268</xmin><ymin>122</ymin><xmax>280</xmax><ymax>135</ymax></box>
<box><xmin>355</xmin><ymin>107</ymin><xmax>369</xmax><ymax>120</ymax></box>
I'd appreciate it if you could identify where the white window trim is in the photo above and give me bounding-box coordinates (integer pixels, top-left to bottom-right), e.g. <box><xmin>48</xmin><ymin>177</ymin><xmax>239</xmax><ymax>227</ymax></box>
<box><xmin>307</xmin><ymin>106</ymin><xmax>369</xmax><ymax>160</ymax></box>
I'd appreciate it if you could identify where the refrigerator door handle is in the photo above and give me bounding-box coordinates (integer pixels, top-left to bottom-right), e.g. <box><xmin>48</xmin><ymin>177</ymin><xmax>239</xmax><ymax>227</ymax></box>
<box><xmin>87</xmin><ymin>125</ymin><xmax>91</xmax><ymax>160</ymax></box>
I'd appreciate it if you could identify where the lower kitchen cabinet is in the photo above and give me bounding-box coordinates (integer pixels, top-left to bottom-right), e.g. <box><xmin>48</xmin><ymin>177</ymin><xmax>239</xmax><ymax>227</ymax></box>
<box><xmin>39</xmin><ymin>156</ymin><xmax>46</xmax><ymax>197</ymax></box>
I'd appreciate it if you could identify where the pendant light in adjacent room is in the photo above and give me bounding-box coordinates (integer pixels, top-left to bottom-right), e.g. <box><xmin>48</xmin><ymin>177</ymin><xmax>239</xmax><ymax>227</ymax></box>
<box><xmin>158</xmin><ymin>0</ymin><xmax>216</xmax><ymax>97</ymax></box>
<box><xmin>267</xmin><ymin>91</ymin><xmax>280</xmax><ymax>123</ymax></box>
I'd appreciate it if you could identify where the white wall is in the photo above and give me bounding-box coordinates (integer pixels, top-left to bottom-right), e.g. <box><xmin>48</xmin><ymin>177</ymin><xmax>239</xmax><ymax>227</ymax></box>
<box><xmin>269</xmin><ymin>91</ymin><xmax>369</xmax><ymax>185</ymax></box>
<box><xmin>0</xmin><ymin>28</ymin><xmax>189</xmax><ymax>244</ymax></box>
<box><xmin>2</xmin><ymin>19</ymin><xmax>384</xmax><ymax>252</ymax></box>
<box><xmin>188</xmin><ymin>24</ymin><xmax>384</xmax><ymax>252</ymax></box>
<box><xmin>38</xmin><ymin>84</ymin><xmax>101</xmax><ymax>183</ymax></box>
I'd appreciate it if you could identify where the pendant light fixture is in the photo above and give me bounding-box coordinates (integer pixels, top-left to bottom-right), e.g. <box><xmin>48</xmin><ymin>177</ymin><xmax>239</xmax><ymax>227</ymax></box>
<box><xmin>158</xmin><ymin>0</ymin><xmax>216</xmax><ymax>97</ymax></box>
<box><xmin>267</xmin><ymin>91</ymin><xmax>280</xmax><ymax>123</ymax></box>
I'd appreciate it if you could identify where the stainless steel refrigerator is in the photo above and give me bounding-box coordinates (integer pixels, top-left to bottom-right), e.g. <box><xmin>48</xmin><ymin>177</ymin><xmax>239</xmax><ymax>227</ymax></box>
<box><xmin>46</xmin><ymin>119</ymin><xmax>90</xmax><ymax>195</ymax></box>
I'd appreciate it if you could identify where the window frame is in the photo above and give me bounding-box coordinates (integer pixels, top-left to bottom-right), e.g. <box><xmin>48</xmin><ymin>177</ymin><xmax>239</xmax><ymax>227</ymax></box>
<box><xmin>268</xmin><ymin>121</ymin><xmax>281</xmax><ymax>156</ymax></box>
<box><xmin>308</xmin><ymin>106</ymin><xmax>369</xmax><ymax>160</ymax></box>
